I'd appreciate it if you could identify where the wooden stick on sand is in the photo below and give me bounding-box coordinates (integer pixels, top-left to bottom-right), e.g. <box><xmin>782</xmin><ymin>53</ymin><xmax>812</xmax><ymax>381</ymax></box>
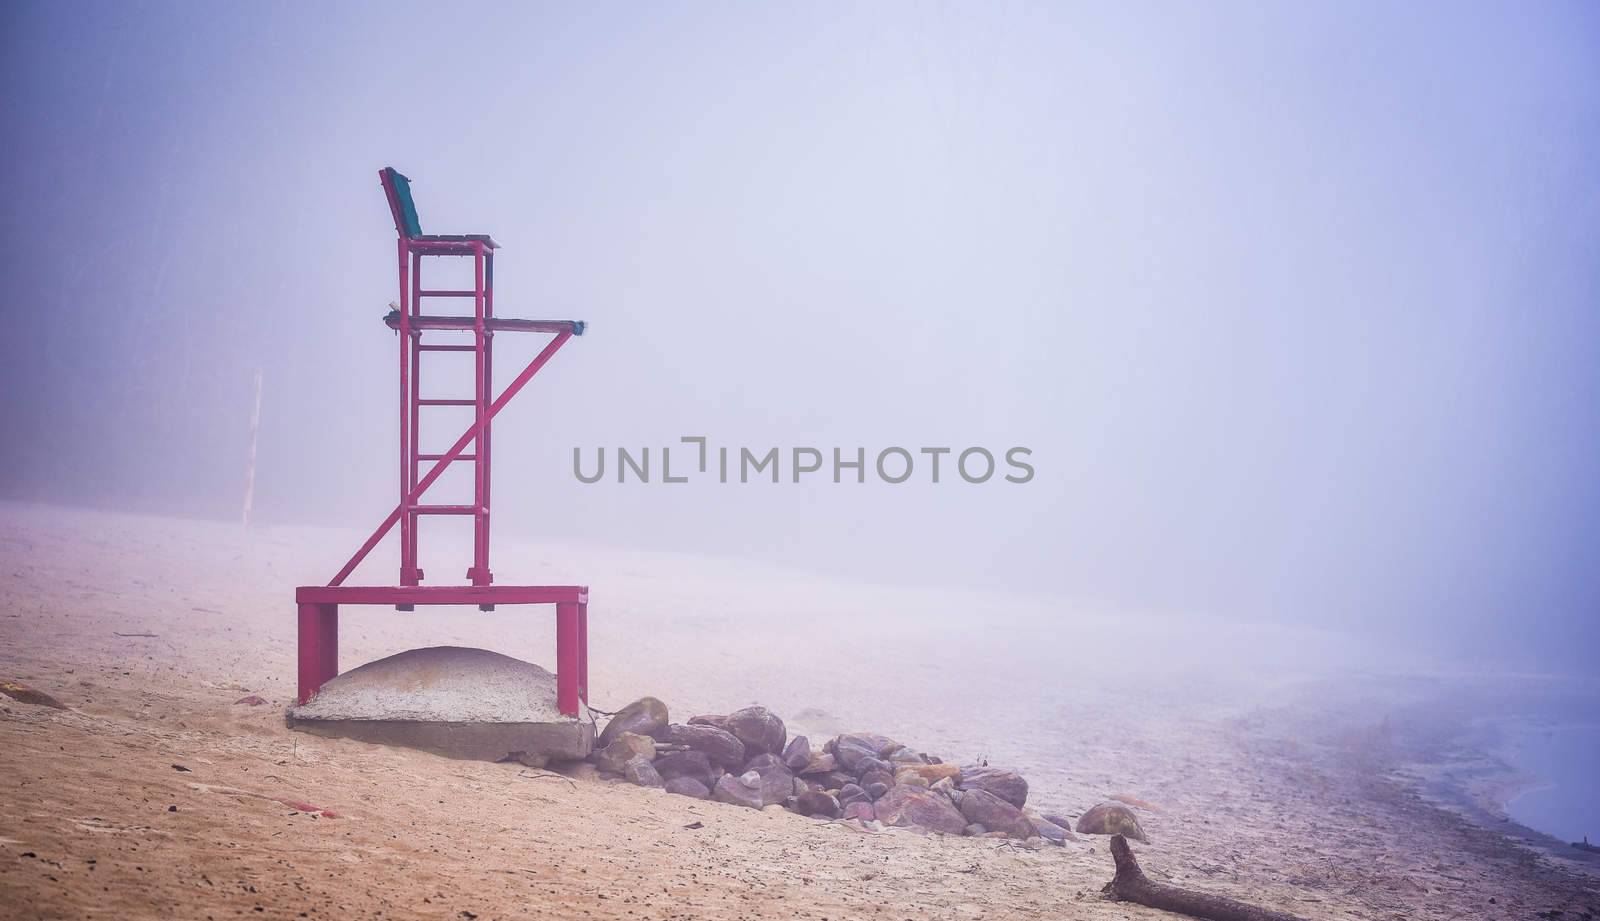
<box><xmin>1104</xmin><ymin>834</ymin><xmax>1308</xmax><ymax>921</ymax></box>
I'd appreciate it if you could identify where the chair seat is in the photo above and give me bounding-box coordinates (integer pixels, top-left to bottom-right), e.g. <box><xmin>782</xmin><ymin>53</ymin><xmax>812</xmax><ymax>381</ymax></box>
<box><xmin>414</xmin><ymin>233</ymin><xmax>499</xmax><ymax>249</ymax></box>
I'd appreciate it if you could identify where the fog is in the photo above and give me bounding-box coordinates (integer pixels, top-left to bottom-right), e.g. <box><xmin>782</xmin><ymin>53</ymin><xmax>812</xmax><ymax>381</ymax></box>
<box><xmin>2</xmin><ymin>2</ymin><xmax>1597</xmax><ymax>674</ymax></box>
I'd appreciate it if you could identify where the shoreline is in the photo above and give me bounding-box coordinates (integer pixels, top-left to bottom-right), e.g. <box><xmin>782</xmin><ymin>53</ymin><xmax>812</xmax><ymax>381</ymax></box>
<box><xmin>1235</xmin><ymin>666</ymin><xmax>1600</xmax><ymax>908</ymax></box>
<box><xmin>1390</xmin><ymin>710</ymin><xmax>1600</xmax><ymax>877</ymax></box>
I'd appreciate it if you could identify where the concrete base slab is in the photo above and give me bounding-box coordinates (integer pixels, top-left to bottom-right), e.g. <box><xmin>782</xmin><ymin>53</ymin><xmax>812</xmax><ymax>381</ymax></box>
<box><xmin>286</xmin><ymin>646</ymin><xmax>592</xmax><ymax>762</ymax></box>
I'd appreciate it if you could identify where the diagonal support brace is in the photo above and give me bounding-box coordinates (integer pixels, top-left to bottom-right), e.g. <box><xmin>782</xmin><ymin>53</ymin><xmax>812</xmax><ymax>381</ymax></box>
<box><xmin>329</xmin><ymin>329</ymin><xmax>573</xmax><ymax>586</ymax></box>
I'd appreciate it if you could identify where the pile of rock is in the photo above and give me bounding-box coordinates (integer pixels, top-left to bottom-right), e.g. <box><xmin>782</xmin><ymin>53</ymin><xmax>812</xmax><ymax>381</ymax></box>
<box><xmin>581</xmin><ymin>697</ymin><xmax>1082</xmax><ymax>845</ymax></box>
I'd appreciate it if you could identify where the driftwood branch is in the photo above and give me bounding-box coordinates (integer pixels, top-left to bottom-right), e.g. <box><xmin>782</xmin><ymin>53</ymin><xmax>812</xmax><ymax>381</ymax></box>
<box><xmin>1104</xmin><ymin>835</ymin><xmax>1308</xmax><ymax>921</ymax></box>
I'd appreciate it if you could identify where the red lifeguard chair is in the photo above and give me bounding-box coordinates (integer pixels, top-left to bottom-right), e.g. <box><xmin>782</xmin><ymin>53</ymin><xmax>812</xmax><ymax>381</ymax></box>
<box><xmin>293</xmin><ymin>167</ymin><xmax>590</xmax><ymax>715</ymax></box>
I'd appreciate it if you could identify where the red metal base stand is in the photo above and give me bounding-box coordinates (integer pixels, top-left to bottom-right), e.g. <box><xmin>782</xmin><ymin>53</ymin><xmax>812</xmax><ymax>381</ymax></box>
<box><xmin>294</xmin><ymin>586</ymin><xmax>588</xmax><ymax>712</ymax></box>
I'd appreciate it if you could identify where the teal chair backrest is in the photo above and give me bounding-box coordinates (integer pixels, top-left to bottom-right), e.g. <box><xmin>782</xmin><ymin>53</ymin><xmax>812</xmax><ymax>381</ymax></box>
<box><xmin>380</xmin><ymin>167</ymin><xmax>423</xmax><ymax>238</ymax></box>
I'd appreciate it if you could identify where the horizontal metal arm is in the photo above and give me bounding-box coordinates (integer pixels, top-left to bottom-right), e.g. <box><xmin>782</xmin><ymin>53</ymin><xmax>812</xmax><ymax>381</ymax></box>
<box><xmin>384</xmin><ymin>311</ymin><xmax>585</xmax><ymax>336</ymax></box>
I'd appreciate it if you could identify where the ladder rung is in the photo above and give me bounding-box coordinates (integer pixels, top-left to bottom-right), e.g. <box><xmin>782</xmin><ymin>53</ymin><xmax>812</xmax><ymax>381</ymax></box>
<box><xmin>418</xmin><ymin>344</ymin><xmax>477</xmax><ymax>352</ymax></box>
<box><xmin>418</xmin><ymin>289</ymin><xmax>478</xmax><ymax>298</ymax></box>
<box><xmin>410</xmin><ymin>504</ymin><xmax>483</xmax><ymax>516</ymax></box>
<box><xmin>418</xmin><ymin>399</ymin><xmax>476</xmax><ymax>406</ymax></box>
<box><xmin>417</xmin><ymin>453</ymin><xmax>477</xmax><ymax>462</ymax></box>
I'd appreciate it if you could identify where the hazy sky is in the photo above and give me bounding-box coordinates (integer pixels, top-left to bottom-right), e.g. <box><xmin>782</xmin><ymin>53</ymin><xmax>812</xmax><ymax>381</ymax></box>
<box><xmin>2</xmin><ymin>2</ymin><xmax>1596</xmax><ymax>672</ymax></box>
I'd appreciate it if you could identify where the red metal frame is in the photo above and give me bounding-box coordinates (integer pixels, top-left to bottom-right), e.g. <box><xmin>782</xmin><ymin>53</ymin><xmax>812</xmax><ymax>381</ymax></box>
<box><xmin>297</xmin><ymin>585</ymin><xmax>588</xmax><ymax>715</ymax></box>
<box><xmin>293</xmin><ymin>169</ymin><xmax>590</xmax><ymax>714</ymax></box>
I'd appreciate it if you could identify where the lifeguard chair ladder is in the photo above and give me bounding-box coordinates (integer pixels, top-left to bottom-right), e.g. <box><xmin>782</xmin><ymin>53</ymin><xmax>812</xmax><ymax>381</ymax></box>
<box><xmin>293</xmin><ymin>167</ymin><xmax>590</xmax><ymax>715</ymax></box>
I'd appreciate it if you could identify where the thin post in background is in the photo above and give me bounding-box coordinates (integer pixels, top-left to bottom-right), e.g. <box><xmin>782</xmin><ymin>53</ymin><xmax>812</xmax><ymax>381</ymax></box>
<box><xmin>242</xmin><ymin>368</ymin><xmax>262</xmax><ymax>527</ymax></box>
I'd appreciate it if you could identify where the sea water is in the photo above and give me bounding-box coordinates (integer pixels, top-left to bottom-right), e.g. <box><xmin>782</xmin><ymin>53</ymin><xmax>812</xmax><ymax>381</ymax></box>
<box><xmin>1504</xmin><ymin>722</ymin><xmax>1600</xmax><ymax>845</ymax></box>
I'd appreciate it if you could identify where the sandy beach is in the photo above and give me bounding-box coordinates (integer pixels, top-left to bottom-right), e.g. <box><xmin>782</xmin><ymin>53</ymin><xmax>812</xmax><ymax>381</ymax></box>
<box><xmin>2</xmin><ymin>501</ymin><xmax>1597</xmax><ymax>920</ymax></box>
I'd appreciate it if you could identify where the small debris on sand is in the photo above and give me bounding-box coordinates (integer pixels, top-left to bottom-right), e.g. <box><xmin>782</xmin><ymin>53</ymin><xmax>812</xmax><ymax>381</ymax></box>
<box><xmin>1</xmin><ymin>679</ymin><xmax>66</xmax><ymax>709</ymax></box>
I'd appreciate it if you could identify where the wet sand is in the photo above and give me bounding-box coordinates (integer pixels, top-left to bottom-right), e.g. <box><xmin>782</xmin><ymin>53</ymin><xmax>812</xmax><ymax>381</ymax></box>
<box><xmin>2</xmin><ymin>501</ymin><xmax>1597</xmax><ymax>919</ymax></box>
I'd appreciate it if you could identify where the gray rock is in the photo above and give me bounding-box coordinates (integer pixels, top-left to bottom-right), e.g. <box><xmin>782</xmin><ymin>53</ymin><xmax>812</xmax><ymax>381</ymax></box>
<box><xmin>687</xmin><ymin>714</ymin><xmax>730</xmax><ymax>730</ymax></box>
<box><xmin>1025</xmin><ymin>810</ymin><xmax>1074</xmax><ymax>844</ymax></box>
<box><xmin>782</xmin><ymin>735</ymin><xmax>812</xmax><ymax>771</ymax></box>
<box><xmin>767</xmin><ymin>776</ymin><xmax>798</xmax><ymax>805</ymax></box>
<box><xmin>712</xmin><ymin>771</ymin><xmax>766</xmax><ymax>810</ymax></box>
<box><xmin>888</xmin><ymin>747</ymin><xmax>925</xmax><ymax>764</ymax></box>
<box><xmin>799</xmin><ymin>752</ymin><xmax>837</xmax><ymax>776</ymax></box>
<box><xmin>859</xmin><ymin>769</ymin><xmax>896</xmax><ymax>791</ymax></box>
<box><xmin>794</xmin><ymin>790</ymin><xmax>842</xmax><ymax>819</ymax></box>
<box><xmin>958</xmin><ymin>788</ymin><xmax>1035</xmax><ymax>839</ymax></box>
<box><xmin>1075</xmin><ymin>801</ymin><xmax>1149</xmax><ymax>843</ymax></box>
<box><xmin>654</xmin><ymin>750</ymin><xmax>715</xmax><ymax>787</ymax></box>
<box><xmin>725</xmin><ymin>706</ymin><xmax>787</xmax><ymax>756</ymax></box>
<box><xmin>864</xmin><ymin>781</ymin><xmax>890</xmax><ymax>799</ymax></box>
<box><xmin>845</xmin><ymin>732</ymin><xmax>898</xmax><ymax>754</ymax></box>
<box><xmin>832</xmin><ymin>736</ymin><xmax>873</xmax><ymax>768</ymax></box>
<box><xmin>742</xmin><ymin>752</ymin><xmax>787</xmax><ymax>775</ymax></box>
<box><xmin>837</xmin><ymin>783</ymin><xmax>869</xmax><ymax>806</ymax></box>
<box><xmin>1042</xmin><ymin>812</ymin><xmax>1076</xmax><ymax>831</ymax></box>
<box><xmin>663</xmin><ymin>776</ymin><xmax>710</xmax><ymax>799</ymax></box>
<box><xmin>959</xmin><ymin>765</ymin><xmax>1028</xmax><ymax>809</ymax></box>
<box><xmin>964</xmin><ymin>823</ymin><xmax>987</xmax><ymax>836</ymax></box>
<box><xmin>841</xmin><ymin>801</ymin><xmax>875</xmax><ymax>822</ymax></box>
<box><xmin>597</xmin><ymin>697</ymin><xmax>669</xmax><ymax>747</ymax></box>
<box><xmin>833</xmin><ymin>733</ymin><xmax>896</xmax><ymax>770</ymax></box>
<box><xmin>816</xmin><ymin>770</ymin><xmax>855</xmax><ymax>790</ymax></box>
<box><xmin>662</xmin><ymin>723</ymin><xmax>746</xmax><ymax>770</ymax></box>
<box><xmin>595</xmin><ymin>731</ymin><xmax>656</xmax><ymax>775</ymax></box>
<box><xmin>742</xmin><ymin>757</ymin><xmax>796</xmax><ymax>807</ymax></box>
<box><xmin>623</xmin><ymin>755</ymin><xmax>663</xmax><ymax>787</ymax></box>
<box><xmin>873</xmin><ymin>784</ymin><xmax>967</xmax><ymax>835</ymax></box>
<box><xmin>854</xmin><ymin>755</ymin><xmax>894</xmax><ymax>778</ymax></box>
